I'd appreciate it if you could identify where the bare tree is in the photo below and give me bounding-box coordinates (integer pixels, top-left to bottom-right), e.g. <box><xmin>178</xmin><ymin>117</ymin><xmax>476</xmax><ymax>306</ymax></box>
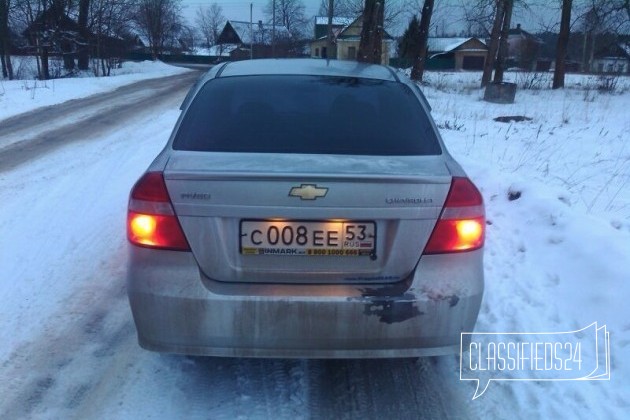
<box><xmin>460</xmin><ymin>0</ymin><xmax>496</xmax><ymax>37</ymax></box>
<box><xmin>89</xmin><ymin>0</ymin><xmax>134</xmax><ymax>76</ymax></box>
<box><xmin>17</xmin><ymin>0</ymin><xmax>78</xmax><ymax>79</ymax></box>
<box><xmin>319</xmin><ymin>0</ymin><xmax>406</xmax><ymax>31</ymax></box>
<box><xmin>265</xmin><ymin>0</ymin><xmax>308</xmax><ymax>37</ymax></box>
<box><xmin>195</xmin><ymin>3</ymin><xmax>223</xmax><ymax>49</ymax></box>
<box><xmin>0</xmin><ymin>0</ymin><xmax>14</xmax><ymax>79</ymax></box>
<box><xmin>579</xmin><ymin>0</ymin><xmax>630</xmax><ymax>28</ymax></box>
<box><xmin>326</xmin><ymin>0</ymin><xmax>333</xmax><ymax>58</ymax></box>
<box><xmin>319</xmin><ymin>0</ymin><xmax>357</xmax><ymax>16</ymax></box>
<box><xmin>77</xmin><ymin>0</ymin><xmax>89</xmax><ymax>70</ymax></box>
<box><xmin>410</xmin><ymin>0</ymin><xmax>434</xmax><ymax>81</ymax></box>
<box><xmin>473</xmin><ymin>0</ymin><xmax>514</xmax><ymax>86</ymax></box>
<box><xmin>577</xmin><ymin>0</ymin><xmax>630</xmax><ymax>72</ymax></box>
<box><xmin>358</xmin><ymin>0</ymin><xmax>384</xmax><ymax>64</ymax></box>
<box><xmin>134</xmin><ymin>0</ymin><xmax>183</xmax><ymax>59</ymax></box>
<box><xmin>12</xmin><ymin>0</ymin><xmax>43</xmax><ymax>77</ymax></box>
<box><xmin>319</xmin><ymin>0</ymin><xmax>374</xmax><ymax>20</ymax></box>
<box><xmin>553</xmin><ymin>0</ymin><xmax>572</xmax><ymax>89</ymax></box>
<box><xmin>481</xmin><ymin>0</ymin><xmax>505</xmax><ymax>87</ymax></box>
<box><xmin>493</xmin><ymin>0</ymin><xmax>513</xmax><ymax>83</ymax></box>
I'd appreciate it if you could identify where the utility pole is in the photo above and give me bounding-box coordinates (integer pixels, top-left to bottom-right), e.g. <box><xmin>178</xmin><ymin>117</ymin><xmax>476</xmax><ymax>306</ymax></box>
<box><xmin>326</xmin><ymin>0</ymin><xmax>334</xmax><ymax>59</ymax></box>
<box><xmin>250</xmin><ymin>3</ymin><xmax>253</xmax><ymax>59</ymax></box>
<box><xmin>272</xmin><ymin>0</ymin><xmax>276</xmax><ymax>57</ymax></box>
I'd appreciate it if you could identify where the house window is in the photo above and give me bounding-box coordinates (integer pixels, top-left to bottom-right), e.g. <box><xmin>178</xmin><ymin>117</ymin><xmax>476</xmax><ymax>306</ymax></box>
<box><xmin>607</xmin><ymin>63</ymin><xmax>614</xmax><ymax>72</ymax></box>
<box><xmin>348</xmin><ymin>46</ymin><xmax>356</xmax><ymax>59</ymax></box>
<box><xmin>315</xmin><ymin>48</ymin><xmax>319</xmax><ymax>57</ymax></box>
<box><xmin>598</xmin><ymin>63</ymin><xmax>604</xmax><ymax>72</ymax></box>
<box><xmin>618</xmin><ymin>64</ymin><xmax>624</xmax><ymax>73</ymax></box>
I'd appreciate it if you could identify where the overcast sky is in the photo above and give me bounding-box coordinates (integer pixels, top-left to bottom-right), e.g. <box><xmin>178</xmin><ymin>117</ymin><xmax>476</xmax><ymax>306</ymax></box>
<box><xmin>178</xmin><ymin>1</ymin><xmax>615</xmax><ymax>37</ymax></box>
<box><xmin>180</xmin><ymin>0</ymin><xmax>322</xmax><ymax>24</ymax></box>
<box><xmin>178</xmin><ymin>0</ymin><xmax>443</xmax><ymax>36</ymax></box>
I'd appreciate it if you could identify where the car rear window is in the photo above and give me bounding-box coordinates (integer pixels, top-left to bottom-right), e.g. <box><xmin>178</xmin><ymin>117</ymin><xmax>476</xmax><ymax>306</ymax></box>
<box><xmin>173</xmin><ymin>75</ymin><xmax>442</xmax><ymax>156</ymax></box>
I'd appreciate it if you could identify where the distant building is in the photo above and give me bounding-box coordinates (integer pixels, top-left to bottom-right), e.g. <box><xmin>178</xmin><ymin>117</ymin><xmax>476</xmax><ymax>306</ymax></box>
<box><xmin>591</xmin><ymin>42</ymin><xmax>630</xmax><ymax>74</ymax></box>
<box><xmin>426</xmin><ymin>38</ymin><xmax>488</xmax><ymax>71</ymax></box>
<box><xmin>216</xmin><ymin>20</ymin><xmax>291</xmax><ymax>60</ymax></box>
<box><xmin>507</xmin><ymin>24</ymin><xmax>545</xmax><ymax>71</ymax></box>
<box><xmin>23</xmin><ymin>9</ymin><xmax>140</xmax><ymax>69</ymax></box>
<box><xmin>310</xmin><ymin>16</ymin><xmax>394</xmax><ymax>64</ymax></box>
<box><xmin>313</xmin><ymin>16</ymin><xmax>355</xmax><ymax>40</ymax></box>
<box><xmin>22</xmin><ymin>9</ymin><xmax>84</xmax><ymax>60</ymax></box>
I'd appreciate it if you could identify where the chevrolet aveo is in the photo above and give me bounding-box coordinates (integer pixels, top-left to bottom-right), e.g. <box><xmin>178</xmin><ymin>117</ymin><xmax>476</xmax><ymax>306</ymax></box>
<box><xmin>126</xmin><ymin>58</ymin><xmax>485</xmax><ymax>358</ymax></box>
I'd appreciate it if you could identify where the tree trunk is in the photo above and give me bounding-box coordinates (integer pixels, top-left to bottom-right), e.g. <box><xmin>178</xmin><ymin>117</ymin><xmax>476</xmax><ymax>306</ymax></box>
<box><xmin>326</xmin><ymin>0</ymin><xmax>334</xmax><ymax>59</ymax></box>
<box><xmin>553</xmin><ymin>0</ymin><xmax>572</xmax><ymax>89</ymax></box>
<box><xmin>481</xmin><ymin>0</ymin><xmax>505</xmax><ymax>87</ymax></box>
<box><xmin>588</xmin><ymin>32</ymin><xmax>595</xmax><ymax>72</ymax></box>
<box><xmin>41</xmin><ymin>46</ymin><xmax>50</xmax><ymax>80</ymax></box>
<box><xmin>5</xmin><ymin>48</ymin><xmax>12</xmax><ymax>78</ymax></box>
<box><xmin>493</xmin><ymin>0</ymin><xmax>513</xmax><ymax>83</ymax></box>
<box><xmin>63</xmin><ymin>48</ymin><xmax>75</xmax><ymax>70</ymax></box>
<box><xmin>358</xmin><ymin>0</ymin><xmax>384</xmax><ymax>64</ymax></box>
<box><xmin>77</xmin><ymin>0</ymin><xmax>90</xmax><ymax>70</ymax></box>
<box><xmin>0</xmin><ymin>36</ymin><xmax>6</xmax><ymax>78</ymax></box>
<box><xmin>410</xmin><ymin>0</ymin><xmax>434</xmax><ymax>82</ymax></box>
<box><xmin>0</xmin><ymin>47</ymin><xmax>7</xmax><ymax>78</ymax></box>
<box><xmin>0</xmin><ymin>0</ymin><xmax>13</xmax><ymax>79</ymax></box>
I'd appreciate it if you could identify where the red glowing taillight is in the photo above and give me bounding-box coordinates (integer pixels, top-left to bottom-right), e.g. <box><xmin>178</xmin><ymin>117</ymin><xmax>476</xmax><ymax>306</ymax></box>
<box><xmin>127</xmin><ymin>172</ymin><xmax>190</xmax><ymax>251</ymax></box>
<box><xmin>423</xmin><ymin>177</ymin><xmax>485</xmax><ymax>254</ymax></box>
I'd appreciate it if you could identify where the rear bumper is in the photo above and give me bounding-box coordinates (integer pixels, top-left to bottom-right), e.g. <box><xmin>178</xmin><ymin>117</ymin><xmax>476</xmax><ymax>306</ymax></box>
<box><xmin>127</xmin><ymin>247</ymin><xmax>483</xmax><ymax>358</ymax></box>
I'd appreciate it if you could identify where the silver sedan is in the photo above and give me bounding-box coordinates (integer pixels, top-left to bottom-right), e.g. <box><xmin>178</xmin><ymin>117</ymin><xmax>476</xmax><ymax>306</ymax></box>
<box><xmin>126</xmin><ymin>59</ymin><xmax>485</xmax><ymax>358</ymax></box>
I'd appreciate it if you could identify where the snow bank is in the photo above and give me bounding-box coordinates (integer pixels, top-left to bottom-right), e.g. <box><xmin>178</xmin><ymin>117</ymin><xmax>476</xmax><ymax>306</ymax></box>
<box><xmin>423</xmin><ymin>74</ymin><xmax>629</xmax><ymax>417</ymax></box>
<box><xmin>0</xmin><ymin>59</ymin><xmax>191</xmax><ymax>122</ymax></box>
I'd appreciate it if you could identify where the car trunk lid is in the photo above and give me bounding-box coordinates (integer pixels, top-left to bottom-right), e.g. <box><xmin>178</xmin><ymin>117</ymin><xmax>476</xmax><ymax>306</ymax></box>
<box><xmin>164</xmin><ymin>152</ymin><xmax>452</xmax><ymax>284</ymax></box>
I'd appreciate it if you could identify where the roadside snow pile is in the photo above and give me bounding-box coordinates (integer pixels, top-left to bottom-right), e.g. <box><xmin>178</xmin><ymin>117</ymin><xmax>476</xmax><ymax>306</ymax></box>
<box><xmin>424</xmin><ymin>74</ymin><xmax>629</xmax><ymax>418</ymax></box>
<box><xmin>417</xmin><ymin>70</ymin><xmax>630</xmax><ymax>94</ymax></box>
<box><xmin>0</xmin><ymin>59</ymin><xmax>191</xmax><ymax>121</ymax></box>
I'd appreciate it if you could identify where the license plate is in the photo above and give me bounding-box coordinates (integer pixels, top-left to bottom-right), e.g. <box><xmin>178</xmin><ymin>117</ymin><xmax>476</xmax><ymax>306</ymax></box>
<box><xmin>240</xmin><ymin>220</ymin><xmax>376</xmax><ymax>256</ymax></box>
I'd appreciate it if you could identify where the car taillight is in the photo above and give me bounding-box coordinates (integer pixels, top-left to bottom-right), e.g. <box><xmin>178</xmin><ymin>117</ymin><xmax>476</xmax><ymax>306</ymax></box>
<box><xmin>127</xmin><ymin>172</ymin><xmax>190</xmax><ymax>251</ymax></box>
<box><xmin>423</xmin><ymin>177</ymin><xmax>485</xmax><ymax>254</ymax></box>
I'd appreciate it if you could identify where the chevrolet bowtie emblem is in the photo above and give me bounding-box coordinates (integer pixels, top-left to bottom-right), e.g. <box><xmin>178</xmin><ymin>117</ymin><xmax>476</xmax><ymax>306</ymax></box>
<box><xmin>289</xmin><ymin>184</ymin><xmax>329</xmax><ymax>200</ymax></box>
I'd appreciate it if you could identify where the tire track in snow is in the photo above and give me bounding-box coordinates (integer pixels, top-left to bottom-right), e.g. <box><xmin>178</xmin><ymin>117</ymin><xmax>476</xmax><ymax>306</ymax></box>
<box><xmin>162</xmin><ymin>357</ymin><xmax>308</xmax><ymax>419</ymax></box>
<box><xmin>0</xmin><ymin>76</ymin><xmax>195</xmax><ymax>419</ymax></box>
<box><xmin>0</xmin><ymin>263</ymin><xmax>135</xmax><ymax>419</ymax></box>
<box><xmin>0</xmin><ymin>70</ymin><xmax>200</xmax><ymax>172</ymax></box>
<box><xmin>304</xmin><ymin>357</ymin><xmax>473</xmax><ymax>419</ymax></box>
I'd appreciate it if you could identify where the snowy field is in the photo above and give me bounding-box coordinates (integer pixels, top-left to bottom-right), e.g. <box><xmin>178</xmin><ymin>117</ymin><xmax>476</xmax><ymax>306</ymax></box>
<box><xmin>419</xmin><ymin>70</ymin><xmax>630</xmax><ymax>417</ymax></box>
<box><xmin>0</xmin><ymin>58</ymin><xmax>190</xmax><ymax>121</ymax></box>
<box><xmin>0</xmin><ymin>66</ymin><xmax>628</xmax><ymax>418</ymax></box>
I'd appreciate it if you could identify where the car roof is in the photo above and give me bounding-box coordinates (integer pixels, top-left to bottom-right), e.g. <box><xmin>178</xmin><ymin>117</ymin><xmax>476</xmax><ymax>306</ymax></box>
<box><xmin>214</xmin><ymin>58</ymin><xmax>400</xmax><ymax>82</ymax></box>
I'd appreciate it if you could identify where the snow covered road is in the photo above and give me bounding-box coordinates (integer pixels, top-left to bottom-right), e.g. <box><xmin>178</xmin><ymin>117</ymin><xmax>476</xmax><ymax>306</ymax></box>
<box><xmin>0</xmin><ymin>71</ymin><xmax>477</xmax><ymax>419</ymax></box>
<box><xmin>1</xmin><ymin>68</ymin><xmax>628</xmax><ymax>419</ymax></box>
<box><xmin>0</xmin><ymin>71</ymin><xmax>201</xmax><ymax>171</ymax></box>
